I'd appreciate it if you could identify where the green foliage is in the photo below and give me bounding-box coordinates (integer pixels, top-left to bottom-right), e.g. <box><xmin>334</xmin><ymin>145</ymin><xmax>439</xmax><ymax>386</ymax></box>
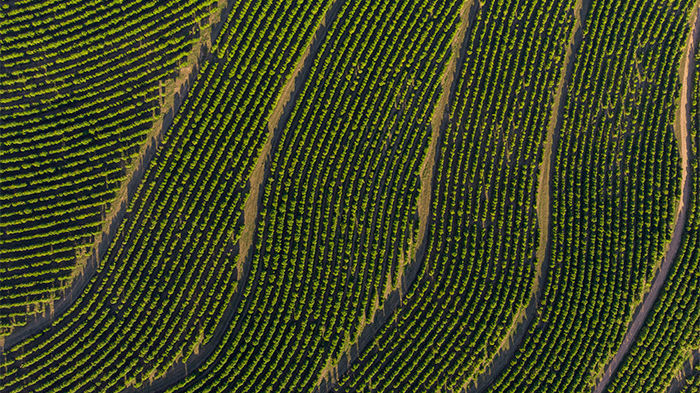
<box><xmin>492</xmin><ymin>0</ymin><xmax>690</xmax><ymax>391</ymax></box>
<box><xmin>605</xmin><ymin>47</ymin><xmax>700</xmax><ymax>393</ymax></box>
<box><xmin>336</xmin><ymin>0</ymin><xmax>577</xmax><ymax>391</ymax></box>
<box><xmin>0</xmin><ymin>0</ymin><xmax>332</xmax><ymax>391</ymax></box>
<box><xmin>169</xmin><ymin>0</ymin><xmax>464</xmax><ymax>391</ymax></box>
<box><xmin>0</xmin><ymin>0</ymin><xmax>215</xmax><ymax>332</ymax></box>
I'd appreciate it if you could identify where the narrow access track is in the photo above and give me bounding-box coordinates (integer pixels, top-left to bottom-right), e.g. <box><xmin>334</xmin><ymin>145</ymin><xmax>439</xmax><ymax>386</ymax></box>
<box><xmin>135</xmin><ymin>1</ymin><xmax>346</xmax><ymax>391</ymax></box>
<box><xmin>592</xmin><ymin>5</ymin><xmax>698</xmax><ymax>392</ymax></box>
<box><xmin>0</xmin><ymin>1</ymin><xmax>229</xmax><ymax>351</ymax></box>
<box><xmin>311</xmin><ymin>1</ymin><xmax>479</xmax><ymax>391</ymax></box>
<box><xmin>461</xmin><ymin>1</ymin><xmax>591</xmax><ymax>391</ymax></box>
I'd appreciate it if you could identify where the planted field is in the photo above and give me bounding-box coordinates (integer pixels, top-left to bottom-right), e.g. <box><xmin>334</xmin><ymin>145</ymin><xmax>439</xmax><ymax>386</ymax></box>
<box><xmin>0</xmin><ymin>1</ymin><xmax>334</xmax><ymax>391</ymax></box>
<box><xmin>2</xmin><ymin>0</ymin><xmax>700</xmax><ymax>392</ymax></box>
<box><xmin>0</xmin><ymin>0</ymin><xmax>216</xmax><ymax>334</ymax></box>
<box><xmin>491</xmin><ymin>0</ymin><xmax>690</xmax><ymax>391</ymax></box>
<box><xmin>164</xmin><ymin>0</ymin><xmax>463</xmax><ymax>391</ymax></box>
<box><xmin>333</xmin><ymin>0</ymin><xmax>576</xmax><ymax>391</ymax></box>
<box><xmin>602</xmin><ymin>44</ymin><xmax>700</xmax><ymax>393</ymax></box>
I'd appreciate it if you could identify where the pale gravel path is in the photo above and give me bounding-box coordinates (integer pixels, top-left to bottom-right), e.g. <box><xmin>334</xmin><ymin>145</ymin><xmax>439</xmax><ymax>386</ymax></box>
<box><xmin>592</xmin><ymin>5</ymin><xmax>698</xmax><ymax>393</ymax></box>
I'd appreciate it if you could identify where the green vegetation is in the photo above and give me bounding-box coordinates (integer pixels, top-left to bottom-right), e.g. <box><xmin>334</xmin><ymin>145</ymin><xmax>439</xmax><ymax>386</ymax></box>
<box><xmin>0</xmin><ymin>0</ymin><xmax>216</xmax><ymax>334</ymax></box>
<box><xmin>491</xmin><ymin>0</ymin><xmax>689</xmax><ymax>391</ymax></box>
<box><xmin>604</xmin><ymin>48</ymin><xmax>700</xmax><ymax>393</ymax></box>
<box><xmin>165</xmin><ymin>0</ymin><xmax>463</xmax><ymax>391</ymax></box>
<box><xmin>333</xmin><ymin>0</ymin><xmax>576</xmax><ymax>391</ymax></box>
<box><xmin>2</xmin><ymin>0</ymin><xmax>699</xmax><ymax>392</ymax></box>
<box><xmin>0</xmin><ymin>1</ymin><xmax>334</xmax><ymax>391</ymax></box>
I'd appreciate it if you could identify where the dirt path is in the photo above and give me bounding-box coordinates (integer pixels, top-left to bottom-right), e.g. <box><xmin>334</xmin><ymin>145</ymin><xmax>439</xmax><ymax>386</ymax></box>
<box><xmin>310</xmin><ymin>2</ymin><xmax>478</xmax><ymax>391</ymax></box>
<box><xmin>132</xmin><ymin>2</ymin><xmax>345</xmax><ymax>392</ymax></box>
<box><xmin>0</xmin><ymin>2</ymin><xmax>229</xmax><ymax>352</ymax></box>
<box><xmin>591</xmin><ymin>6</ymin><xmax>698</xmax><ymax>393</ymax></box>
<box><xmin>667</xmin><ymin>350</ymin><xmax>700</xmax><ymax>393</ymax></box>
<box><xmin>461</xmin><ymin>1</ymin><xmax>590</xmax><ymax>392</ymax></box>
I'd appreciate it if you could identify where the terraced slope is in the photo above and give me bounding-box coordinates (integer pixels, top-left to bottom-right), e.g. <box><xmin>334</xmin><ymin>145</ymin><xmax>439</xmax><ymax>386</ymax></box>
<box><xmin>330</xmin><ymin>0</ymin><xmax>578</xmax><ymax>391</ymax></box>
<box><xmin>602</xmin><ymin>40</ymin><xmax>700</xmax><ymax>393</ymax></box>
<box><xmin>160</xmin><ymin>0</ymin><xmax>465</xmax><ymax>391</ymax></box>
<box><xmin>490</xmin><ymin>0</ymin><xmax>691</xmax><ymax>391</ymax></box>
<box><xmin>0</xmin><ymin>1</ymin><xmax>335</xmax><ymax>391</ymax></box>
<box><xmin>0</xmin><ymin>0</ymin><xmax>216</xmax><ymax>334</ymax></box>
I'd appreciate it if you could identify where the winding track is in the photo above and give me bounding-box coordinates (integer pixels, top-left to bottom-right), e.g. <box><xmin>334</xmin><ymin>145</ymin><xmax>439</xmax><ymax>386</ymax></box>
<box><xmin>591</xmin><ymin>5</ymin><xmax>698</xmax><ymax>392</ymax></box>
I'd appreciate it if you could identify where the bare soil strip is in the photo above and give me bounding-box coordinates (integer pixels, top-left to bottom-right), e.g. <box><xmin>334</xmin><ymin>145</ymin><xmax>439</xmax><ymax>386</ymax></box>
<box><xmin>133</xmin><ymin>1</ymin><xmax>346</xmax><ymax>391</ymax></box>
<box><xmin>591</xmin><ymin>5</ymin><xmax>698</xmax><ymax>393</ymax></box>
<box><xmin>0</xmin><ymin>2</ymin><xmax>229</xmax><ymax>351</ymax></box>
<box><xmin>311</xmin><ymin>2</ymin><xmax>478</xmax><ymax>391</ymax></box>
<box><xmin>667</xmin><ymin>350</ymin><xmax>700</xmax><ymax>393</ymax></box>
<box><xmin>463</xmin><ymin>1</ymin><xmax>591</xmax><ymax>391</ymax></box>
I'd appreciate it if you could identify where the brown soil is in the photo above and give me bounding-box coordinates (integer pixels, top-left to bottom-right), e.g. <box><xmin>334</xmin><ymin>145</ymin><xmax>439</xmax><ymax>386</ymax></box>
<box><xmin>591</xmin><ymin>5</ymin><xmax>698</xmax><ymax>393</ymax></box>
<box><xmin>667</xmin><ymin>350</ymin><xmax>700</xmax><ymax>393</ymax></box>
